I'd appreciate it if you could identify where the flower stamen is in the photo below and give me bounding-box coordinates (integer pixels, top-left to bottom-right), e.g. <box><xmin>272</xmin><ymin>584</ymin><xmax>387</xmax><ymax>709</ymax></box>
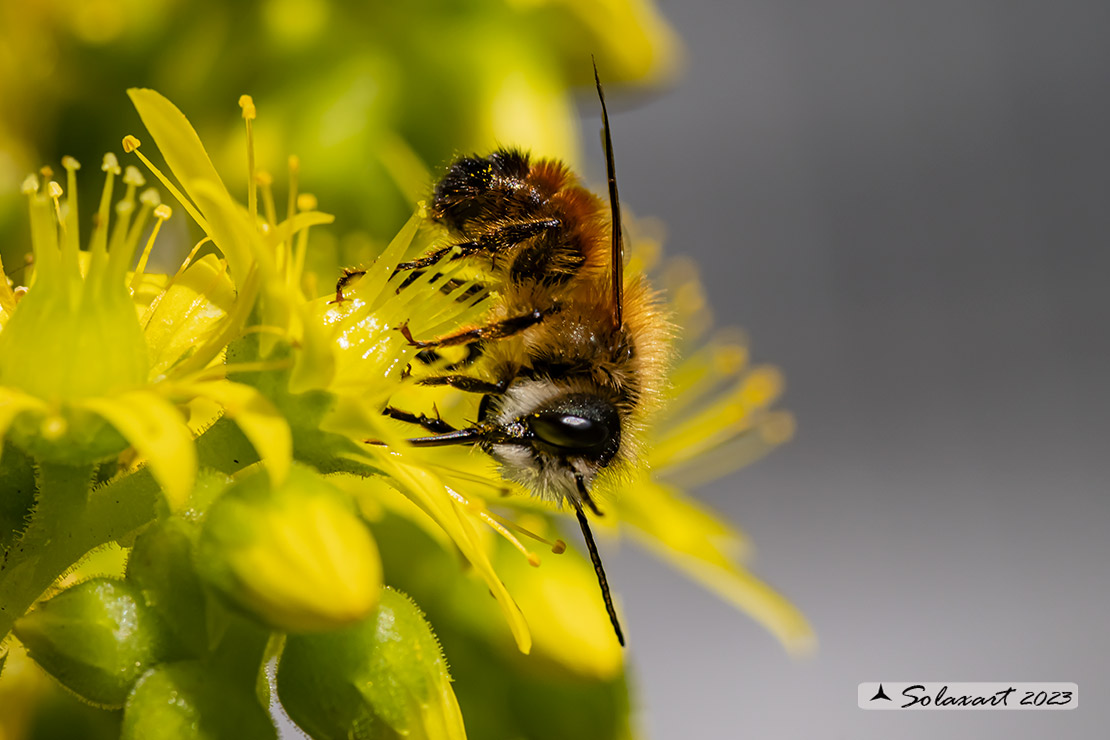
<box><xmin>123</xmin><ymin>135</ymin><xmax>210</xmax><ymax>234</ymax></box>
<box><xmin>61</xmin><ymin>157</ymin><xmax>81</xmax><ymax>260</ymax></box>
<box><xmin>484</xmin><ymin>509</ymin><xmax>568</xmax><ymax>555</ymax></box>
<box><xmin>256</xmin><ymin>171</ymin><xmax>277</xmax><ymax>227</ymax></box>
<box><xmin>291</xmin><ymin>193</ymin><xmax>316</xmax><ymax>286</ymax></box>
<box><xmin>445</xmin><ymin>486</ymin><xmax>542</xmax><ymax>567</ymax></box>
<box><xmin>88</xmin><ymin>154</ymin><xmax>121</xmax><ymax>269</ymax></box>
<box><xmin>239</xmin><ymin>95</ymin><xmax>258</xmax><ymax>224</ymax></box>
<box><xmin>129</xmin><ymin>204</ymin><xmax>172</xmax><ymax>293</ymax></box>
<box><xmin>47</xmin><ymin>181</ymin><xmax>64</xmax><ymax>232</ymax></box>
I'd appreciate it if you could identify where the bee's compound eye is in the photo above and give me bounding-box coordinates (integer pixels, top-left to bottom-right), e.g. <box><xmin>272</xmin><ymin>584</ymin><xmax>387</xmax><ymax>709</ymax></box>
<box><xmin>528</xmin><ymin>412</ymin><xmax>610</xmax><ymax>451</ymax></box>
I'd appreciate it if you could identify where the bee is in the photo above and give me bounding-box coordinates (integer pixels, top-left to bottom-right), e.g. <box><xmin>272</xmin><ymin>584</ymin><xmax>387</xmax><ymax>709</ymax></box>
<box><xmin>342</xmin><ymin>63</ymin><xmax>669</xmax><ymax>645</ymax></box>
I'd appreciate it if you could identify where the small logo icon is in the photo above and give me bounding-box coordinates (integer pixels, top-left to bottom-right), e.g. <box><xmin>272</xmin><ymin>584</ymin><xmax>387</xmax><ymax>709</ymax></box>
<box><xmin>870</xmin><ymin>684</ymin><xmax>892</xmax><ymax>702</ymax></box>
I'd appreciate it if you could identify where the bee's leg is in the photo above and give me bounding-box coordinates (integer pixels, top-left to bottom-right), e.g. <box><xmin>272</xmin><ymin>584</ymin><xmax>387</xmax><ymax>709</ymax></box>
<box><xmin>402</xmin><ymin>426</ymin><xmax>491</xmax><ymax>447</ymax></box>
<box><xmin>478</xmin><ymin>218</ymin><xmax>562</xmax><ymax>250</ymax></box>
<box><xmin>417</xmin><ymin>375</ymin><xmax>508</xmax><ymax>395</ymax></box>
<box><xmin>330</xmin><ymin>268</ymin><xmax>365</xmax><ymax>304</ymax></box>
<box><xmin>400</xmin><ymin>304</ymin><xmax>559</xmax><ymax>349</ymax></box>
<box><xmin>395</xmin><ymin>240</ymin><xmax>486</xmax><ymax>272</ymax></box>
<box><xmin>395</xmin><ymin>218</ymin><xmax>561</xmax><ymax>273</ymax></box>
<box><xmin>413</xmin><ymin>341</ymin><xmax>486</xmax><ymax>371</ymax></box>
<box><xmin>397</xmin><ymin>272</ymin><xmax>489</xmax><ymax>307</ymax></box>
<box><xmin>383</xmin><ymin>406</ymin><xmax>457</xmax><ymax>434</ymax></box>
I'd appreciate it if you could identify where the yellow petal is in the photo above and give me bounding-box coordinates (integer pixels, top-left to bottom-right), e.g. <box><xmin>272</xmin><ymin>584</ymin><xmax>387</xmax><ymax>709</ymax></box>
<box><xmin>493</xmin><ymin>516</ymin><xmax>623</xmax><ymax>679</ymax></box>
<box><xmin>0</xmin><ymin>255</ymin><xmax>18</xmax><ymax>328</ymax></box>
<box><xmin>623</xmin><ymin>480</ymin><xmax>814</xmax><ymax>653</ymax></box>
<box><xmin>127</xmin><ymin>89</ymin><xmax>250</xmax><ymax>282</ymax></box>
<box><xmin>376</xmin><ymin>456</ymin><xmax>532</xmax><ymax>654</ymax></box>
<box><xmin>80</xmin><ymin>391</ymin><xmax>196</xmax><ymax>510</ymax></box>
<box><xmin>140</xmin><ymin>254</ymin><xmax>237</xmax><ymax>378</ymax></box>
<box><xmin>614</xmin><ymin>476</ymin><xmax>751</xmax><ymax>567</ymax></box>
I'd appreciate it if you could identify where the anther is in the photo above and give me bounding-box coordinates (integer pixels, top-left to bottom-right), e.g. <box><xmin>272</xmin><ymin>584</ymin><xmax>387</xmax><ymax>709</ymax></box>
<box><xmin>239</xmin><ymin>94</ymin><xmax>256</xmax><ymax>120</ymax></box>
<box><xmin>61</xmin><ymin>155</ymin><xmax>81</xmax><ymax>171</ymax></box>
<box><xmin>102</xmin><ymin>153</ymin><xmax>121</xmax><ymax>175</ymax></box>
<box><xmin>123</xmin><ymin>166</ymin><xmax>145</xmax><ymax>187</ymax></box>
<box><xmin>122</xmin><ymin>135</ymin><xmax>140</xmax><ymax>153</ymax></box>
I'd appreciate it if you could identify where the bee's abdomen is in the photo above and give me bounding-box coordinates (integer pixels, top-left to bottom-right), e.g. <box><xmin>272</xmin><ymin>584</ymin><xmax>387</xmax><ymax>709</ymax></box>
<box><xmin>431</xmin><ymin>149</ymin><xmax>607</xmax><ymax>289</ymax></box>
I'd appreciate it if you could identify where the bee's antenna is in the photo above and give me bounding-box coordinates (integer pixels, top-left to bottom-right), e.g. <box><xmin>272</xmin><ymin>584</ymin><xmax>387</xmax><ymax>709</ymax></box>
<box><xmin>593</xmin><ymin>57</ymin><xmax>624</xmax><ymax>332</ymax></box>
<box><xmin>574</xmin><ymin>473</ymin><xmax>625</xmax><ymax>646</ymax></box>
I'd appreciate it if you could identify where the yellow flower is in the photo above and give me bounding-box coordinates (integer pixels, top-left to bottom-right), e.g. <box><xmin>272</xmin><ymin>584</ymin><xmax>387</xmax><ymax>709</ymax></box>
<box><xmin>0</xmin><ymin>147</ymin><xmax>290</xmax><ymax>509</ymax></box>
<box><xmin>113</xmin><ymin>91</ymin><xmax>533</xmax><ymax>650</ymax></box>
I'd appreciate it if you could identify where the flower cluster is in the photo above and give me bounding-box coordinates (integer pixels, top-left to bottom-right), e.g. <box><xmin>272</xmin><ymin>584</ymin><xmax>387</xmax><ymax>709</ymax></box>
<box><xmin>0</xmin><ymin>93</ymin><xmax>810</xmax><ymax>739</ymax></box>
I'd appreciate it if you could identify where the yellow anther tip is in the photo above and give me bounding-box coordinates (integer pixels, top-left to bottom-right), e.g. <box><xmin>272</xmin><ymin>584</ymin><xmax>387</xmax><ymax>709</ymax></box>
<box><xmin>154</xmin><ymin>204</ymin><xmax>172</xmax><ymax>220</ymax></box>
<box><xmin>21</xmin><ymin>174</ymin><xmax>39</xmax><ymax>194</ymax></box>
<box><xmin>527</xmin><ymin>553</ymin><xmax>541</xmax><ymax>567</ymax></box>
<box><xmin>123</xmin><ymin>166</ymin><xmax>146</xmax><ymax>187</ymax></box>
<box><xmin>239</xmin><ymin>94</ymin><xmax>257</xmax><ymax>120</ymax></box>
<box><xmin>61</xmin><ymin>155</ymin><xmax>81</xmax><ymax>170</ymax></box>
<box><xmin>102</xmin><ymin>153</ymin><xmax>121</xmax><ymax>174</ymax></box>
<box><xmin>760</xmin><ymin>412</ymin><xmax>796</xmax><ymax>445</ymax></box>
<box><xmin>254</xmin><ymin>170</ymin><xmax>273</xmax><ymax>186</ymax></box>
<box><xmin>47</xmin><ymin>181</ymin><xmax>63</xmax><ymax>198</ymax></box>
<box><xmin>297</xmin><ymin>193</ymin><xmax>318</xmax><ymax>211</ymax></box>
<box><xmin>122</xmin><ymin>135</ymin><xmax>141</xmax><ymax>153</ymax></box>
<box><xmin>40</xmin><ymin>165</ymin><xmax>55</xmax><ymax>178</ymax></box>
<box><xmin>551</xmin><ymin>539</ymin><xmax>567</xmax><ymax>555</ymax></box>
<box><xmin>139</xmin><ymin>188</ymin><xmax>161</xmax><ymax>206</ymax></box>
<box><xmin>288</xmin><ymin>154</ymin><xmax>300</xmax><ymax>171</ymax></box>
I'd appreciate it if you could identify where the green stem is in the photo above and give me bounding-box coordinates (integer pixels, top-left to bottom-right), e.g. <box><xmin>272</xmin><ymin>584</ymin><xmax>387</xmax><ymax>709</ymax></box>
<box><xmin>0</xmin><ymin>464</ymin><xmax>162</xmax><ymax>643</ymax></box>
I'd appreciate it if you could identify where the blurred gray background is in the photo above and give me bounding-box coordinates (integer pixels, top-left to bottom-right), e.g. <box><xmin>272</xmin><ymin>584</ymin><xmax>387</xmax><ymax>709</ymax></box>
<box><xmin>583</xmin><ymin>2</ymin><xmax>1110</xmax><ymax>738</ymax></box>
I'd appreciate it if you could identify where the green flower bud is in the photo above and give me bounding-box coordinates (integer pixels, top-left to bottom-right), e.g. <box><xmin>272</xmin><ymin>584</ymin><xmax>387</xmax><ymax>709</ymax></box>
<box><xmin>122</xmin><ymin>661</ymin><xmax>276</xmax><ymax>740</ymax></box>
<box><xmin>13</xmin><ymin>578</ymin><xmax>174</xmax><ymax>708</ymax></box>
<box><xmin>196</xmin><ymin>465</ymin><xmax>381</xmax><ymax>633</ymax></box>
<box><xmin>126</xmin><ymin>517</ymin><xmax>211</xmax><ymax>656</ymax></box>
<box><xmin>278</xmin><ymin>587</ymin><xmax>465</xmax><ymax>740</ymax></box>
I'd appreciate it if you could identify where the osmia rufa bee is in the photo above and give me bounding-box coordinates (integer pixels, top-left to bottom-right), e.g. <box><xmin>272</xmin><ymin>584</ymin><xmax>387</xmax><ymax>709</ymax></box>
<box><xmin>337</xmin><ymin>63</ymin><xmax>669</xmax><ymax>645</ymax></box>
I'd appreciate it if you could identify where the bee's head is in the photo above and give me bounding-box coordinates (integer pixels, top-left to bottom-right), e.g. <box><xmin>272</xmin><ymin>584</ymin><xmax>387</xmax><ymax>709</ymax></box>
<box><xmin>484</xmin><ymin>380</ymin><xmax>623</xmax><ymax>505</ymax></box>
